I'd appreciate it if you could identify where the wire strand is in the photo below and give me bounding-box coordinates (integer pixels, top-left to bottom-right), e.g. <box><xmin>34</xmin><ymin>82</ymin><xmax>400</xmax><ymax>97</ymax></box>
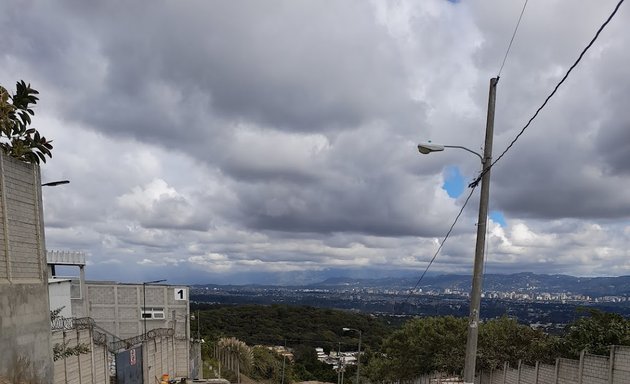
<box><xmin>401</xmin><ymin>185</ymin><xmax>478</xmax><ymax>306</ymax></box>
<box><xmin>497</xmin><ymin>0</ymin><xmax>529</xmax><ymax>78</ymax></box>
<box><xmin>470</xmin><ymin>0</ymin><xmax>625</xmax><ymax>189</ymax></box>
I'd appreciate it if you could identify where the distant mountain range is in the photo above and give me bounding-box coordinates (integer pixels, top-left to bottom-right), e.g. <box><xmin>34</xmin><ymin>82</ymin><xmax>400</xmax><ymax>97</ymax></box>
<box><xmin>309</xmin><ymin>273</ymin><xmax>630</xmax><ymax>297</ymax></box>
<box><xmin>194</xmin><ymin>272</ymin><xmax>630</xmax><ymax>297</ymax></box>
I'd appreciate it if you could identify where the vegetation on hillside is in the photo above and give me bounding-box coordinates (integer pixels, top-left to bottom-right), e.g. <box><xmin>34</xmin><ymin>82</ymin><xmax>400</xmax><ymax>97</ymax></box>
<box><xmin>195</xmin><ymin>303</ymin><xmax>391</xmax><ymax>350</ymax></box>
<box><xmin>194</xmin><ymin>304</ymin><xmax>630</xmax><ymax>383</ymax></box>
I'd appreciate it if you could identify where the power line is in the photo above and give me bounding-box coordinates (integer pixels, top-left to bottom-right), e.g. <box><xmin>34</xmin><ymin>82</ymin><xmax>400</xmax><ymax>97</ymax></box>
<box><xmin>497</xmin><ymin>0</ymin><xmax>529</xmax><ymax>78</ymax></box>
<box><xmin>470</xmin><ymin>0</ymin><xmax>625</xmax><ymax>189</ymax></box>
<box><xmin>401</xmin><ymin>185</ymin><xmax>478</xmax><ymax>305</ymax></box>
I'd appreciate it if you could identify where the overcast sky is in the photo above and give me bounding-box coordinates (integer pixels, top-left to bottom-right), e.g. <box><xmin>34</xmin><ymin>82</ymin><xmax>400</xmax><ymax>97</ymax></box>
<box><xmin>1</xmin><ymin>0</ymin><xmax>629</xmax><ymax>285</ymax></box>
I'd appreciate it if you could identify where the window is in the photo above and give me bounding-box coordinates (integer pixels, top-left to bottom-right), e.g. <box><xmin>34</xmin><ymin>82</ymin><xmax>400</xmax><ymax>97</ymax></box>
<box><xmin>140</xmin><ymin>307</ymin><xmax>165</xmax><ymax>320</ymax></box>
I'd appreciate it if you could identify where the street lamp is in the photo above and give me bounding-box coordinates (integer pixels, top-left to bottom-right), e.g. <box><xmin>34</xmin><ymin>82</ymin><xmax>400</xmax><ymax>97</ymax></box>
<box><xmin>417</xmin><ymin>78</ymin><xmax>497</xmax><ymax>384</ymax></box>
<box><xmin>342</xmin><ymin>327</ymin><xmax>362</xmax><ymax>384</ymax></box>
<box><xmin>41</xmin><ymin>179</ymin><xmax>70</xmax><ymax>276</ymax></box>
<box><xmin>41</xmin><ymin>180</ymin><xmax>70</xmax><ymax>187</ymax></box>
<box><xmin>417</xmin><ymin>143</ymin><xmax>484</xmax><ymax>163</ymax></box>
<box><xmin>142</xmin><ymin>279</ymin><xmax>166</xmax><ymax>337</ymax></box>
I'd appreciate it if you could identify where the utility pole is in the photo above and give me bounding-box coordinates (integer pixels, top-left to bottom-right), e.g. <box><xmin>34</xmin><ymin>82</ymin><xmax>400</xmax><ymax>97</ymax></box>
<box><xmin>463</xmin><ymin>77</ymin><xmax>498</xmax><ymax>384</ymax></box>
<box><xmin>337</xmin><ymin>342</ymin><xmax>341</xmax><ymax>384</ymax></box>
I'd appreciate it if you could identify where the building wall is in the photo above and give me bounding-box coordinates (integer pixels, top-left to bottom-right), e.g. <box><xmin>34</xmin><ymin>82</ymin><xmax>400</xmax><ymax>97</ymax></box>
<box><xmin>0</xmin><ymin>153</ymin><xmax>53</xmax><ymax>384</ymax></box>
<box><xmin>74</xmin><ymin>282</ymin><xmax>190</xmax><ymax>380</ymax></box>
<box><xmin>49</xmin><ymin>280</ymin><xmax>73</xmax><ymax>318</ymax></box>
<box><xmin>81</xmin><ymin>283</ymin><xmax>189</xmax><ymax>339</ymax></box>
<box><xmin>52</xmin><ymin>328</ymin><xmax>109</xmax><ymax>384</ymax></box>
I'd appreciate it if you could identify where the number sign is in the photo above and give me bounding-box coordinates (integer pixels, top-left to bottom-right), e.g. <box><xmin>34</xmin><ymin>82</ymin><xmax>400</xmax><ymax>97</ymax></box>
<box><xmin>174</xmin><ymin>287</ymin><xmax>188</xmax><ymax>301</ymax></box>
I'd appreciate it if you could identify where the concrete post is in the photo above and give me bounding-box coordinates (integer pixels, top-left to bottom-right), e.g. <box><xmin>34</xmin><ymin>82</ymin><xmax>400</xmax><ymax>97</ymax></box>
<box><xmin>608</xmin><ymin>346</ymin><xmax>616</xmax><ymax>384</ymax></box>
<box><xmin>463</xmin><ymin>77</ymin><xmax>498</xmax><ymax>384</ymax></box>
<box><xmin>578</xmin><ymin>349</ymin><xmax>586</xmax><ymax>384</ymax></box>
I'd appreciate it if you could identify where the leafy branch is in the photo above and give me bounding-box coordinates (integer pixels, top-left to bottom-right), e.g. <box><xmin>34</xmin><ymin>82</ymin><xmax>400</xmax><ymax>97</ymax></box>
<box><xmin>0</xmin><ymin>81</ymin><xmax>53</xmax><ymax>164</ymax></box>
<box><xmin>50</xmin><ymin>307</ymin><xmax>91</xmax><ymax>361</ymax></box>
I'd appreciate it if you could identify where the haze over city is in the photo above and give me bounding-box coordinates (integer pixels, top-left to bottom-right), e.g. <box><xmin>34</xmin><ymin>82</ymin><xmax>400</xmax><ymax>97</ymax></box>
<box><xmin>1</xmin><ymin>0</ymin><xmax>629</xmax><ymax>285</ymax></box>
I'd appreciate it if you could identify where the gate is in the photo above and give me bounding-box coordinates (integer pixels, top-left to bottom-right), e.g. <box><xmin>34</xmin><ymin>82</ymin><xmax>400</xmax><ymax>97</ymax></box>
<box><xmin>115</xmin><ymin>346</ymin><xmax>143</xmax><ymax>384</ymax></box>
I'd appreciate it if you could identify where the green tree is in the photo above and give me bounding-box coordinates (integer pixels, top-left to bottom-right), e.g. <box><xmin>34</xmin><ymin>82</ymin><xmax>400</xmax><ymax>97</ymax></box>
<box><xmin>292</xmin><ymin>344</ymin><xmax>338</xmax><ymax>383</ymax></box>
<box><xmin>0</xmin><ymin>81</ymin><xmax>52</xmax><ymax>164</ymax></box>
<box><xmin>250</xmin><ymin>346</ymin><xmax>293</xmax><ymax>384</ymax></box>
<box><xmin>477</xmin><ymin>316</ymin><xmax>556</xmax><ymax>370</ymax></box>
<box><xmin>367</xmin><ymin>316</ymin><xmax>467</xmax><ymax>381</ymax></box>
<box><xmin>560</xmin><ymin>309</ymin><xmax>630</xmax><ymax>358</ymax></box>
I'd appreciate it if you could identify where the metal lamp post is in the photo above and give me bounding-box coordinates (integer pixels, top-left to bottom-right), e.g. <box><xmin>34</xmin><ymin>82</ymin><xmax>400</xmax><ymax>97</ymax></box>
<box><xmin>142</xmin><ymin>279</ymin><xmax>166</xmax><ymax>337</ymax></box>
<box><xmin>41</xmin><ymin>179</ymin><xmax>70</xmax><ymax>277</ymax></box>
<box><xmin>417</xmin><ymin>77</ymin><xmax>497</xmax><ymax>384</ymax></box>
<box><xmin>342</xmin><ymin>327</ymin><xmax>362</xmax><ymax>384</ymax></box>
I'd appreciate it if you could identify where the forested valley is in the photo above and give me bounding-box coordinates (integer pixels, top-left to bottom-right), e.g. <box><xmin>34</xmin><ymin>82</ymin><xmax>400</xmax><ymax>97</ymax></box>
<box><xmin>193</xmin><ymin>303</ymin><xmax>630</xmax><ymax>383</ymax></box>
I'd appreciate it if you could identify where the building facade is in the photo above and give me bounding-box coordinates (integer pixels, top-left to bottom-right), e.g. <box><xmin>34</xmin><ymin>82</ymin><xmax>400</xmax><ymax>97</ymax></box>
<box><xmin>0</xmin><ymin>153</ymin><xmax>53</xmax><ymax>384</ymax></box>
<box><xmin>47</xmin><ymin>252</ymin><xmax>194</xmax><ymax>383</ymax></box>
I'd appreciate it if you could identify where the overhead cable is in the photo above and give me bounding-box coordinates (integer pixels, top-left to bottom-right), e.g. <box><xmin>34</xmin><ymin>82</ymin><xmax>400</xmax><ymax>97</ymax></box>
<box><xmin>497</xmin><ymin>0</ymin><xmax>529</xmax><ymax>78</ymax></box>
<box><xmin>470</xmin><ymin>0</ymin><xmax>625</xmax><ymax>189</ymax></box>
<box><xmin>402</xmin><ymin>185</ymin><xmax>478</xmax><ymax>306</ymax></box>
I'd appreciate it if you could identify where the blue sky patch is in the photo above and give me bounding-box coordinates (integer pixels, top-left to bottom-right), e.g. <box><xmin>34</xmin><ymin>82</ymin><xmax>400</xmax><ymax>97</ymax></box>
<box><xmin>442</xmin><ymin>165</ymin><xmax>465</xmax><ymax>198</ymax></box>
<box><xmin>490</xmin><ymin>211</ymin><xmax>507</xmax><ymax>227</ymax></box>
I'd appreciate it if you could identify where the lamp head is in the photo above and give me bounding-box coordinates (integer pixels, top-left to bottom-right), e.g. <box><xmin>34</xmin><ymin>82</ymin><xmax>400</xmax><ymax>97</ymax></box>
<box><xmin>417</xmin><ymin>142</ymin><xmax>445</xmax><ymax>154</ymax></box>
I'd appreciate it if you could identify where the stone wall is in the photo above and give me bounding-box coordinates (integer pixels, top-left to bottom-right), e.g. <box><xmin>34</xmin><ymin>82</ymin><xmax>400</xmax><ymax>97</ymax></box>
<box><xmin>0</xmin><ymin>153</ymin><xmax>52</xmax><ymax>384</ymax></box>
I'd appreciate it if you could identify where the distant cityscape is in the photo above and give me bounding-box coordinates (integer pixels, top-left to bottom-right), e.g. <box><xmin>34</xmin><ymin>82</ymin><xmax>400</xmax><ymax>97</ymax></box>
<box><xmin>191</xmin><ymin>272</ymin><xmax>630</xmax><ymax>333</ymax></box>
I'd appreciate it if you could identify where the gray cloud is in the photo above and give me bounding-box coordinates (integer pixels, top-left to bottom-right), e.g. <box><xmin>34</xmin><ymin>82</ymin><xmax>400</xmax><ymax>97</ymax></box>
<box><xmin>2</xmin><ymin>0</ymin><xmax>629</xmax><ymax>283</ymax></box>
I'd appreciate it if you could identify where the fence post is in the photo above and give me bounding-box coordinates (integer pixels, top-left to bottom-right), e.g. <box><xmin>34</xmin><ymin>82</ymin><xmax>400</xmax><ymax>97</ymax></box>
<box><xmin>608</xmin><ymin>345</ymin><xmax>616</xmax><ymax>384</ymax></box>
<box><xmin>503</xmin><ymin>362</ymin><xmax>508</xmax><ymax>384</ymax></box>
<box><xmin>517</xmin><ymin>360</ymin><xmax>522</xmax><ymax>384</ymax></box>
<box><xmin>76</xmin><ymin>329</ymin><xmax>83</xmax><ymax>384</ymax></box>
<box><xmin>89</xmin><ymin>328</ymin><xmax>96</xmax><ymax>384</ymax></box>
<box><xmin>63</xmin><ymin>331</ymin><xmax>69</xmax><ymax>384</ymax></box>
<box><xmin>534</xmin><ymin>361</ymin><xmax>539</xmax><ymax>384</ymax></box>
<box><xmin>578</xmin><ymin>350</ymin><xmax>585</xmax><ymax>384</ymax></box>
<box><xmin>554</xmin><ymin>358</ymin><xmax>560</xmax><ymax>384</ymax></box>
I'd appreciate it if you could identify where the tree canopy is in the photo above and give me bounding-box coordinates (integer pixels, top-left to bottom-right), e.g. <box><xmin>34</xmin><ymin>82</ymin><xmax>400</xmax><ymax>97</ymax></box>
<box><xmin>0</xmin><ymin>81</ymin><xmax>52</xmax><ymax>164</ymax></box>
<box><xmin>196</xmin><ymin>304</ymin><xmax>630</xmax><ymax>383</ymax></box>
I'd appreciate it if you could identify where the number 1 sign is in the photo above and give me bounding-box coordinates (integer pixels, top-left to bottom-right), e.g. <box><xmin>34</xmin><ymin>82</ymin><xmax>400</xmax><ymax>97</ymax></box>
<box><xmin>174</xmin><ymin>287</ymin><xmax>188</xmax><ymax>301</ymax></box>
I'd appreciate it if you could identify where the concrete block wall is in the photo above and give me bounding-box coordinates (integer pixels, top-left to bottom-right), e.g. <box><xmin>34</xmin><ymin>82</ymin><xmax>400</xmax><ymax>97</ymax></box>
<box><xmin>612</xmin><ymin>345</ymin><xmax>630</xmax><ymax>383</ymax></box>
<box><xmin>0</xmin><ymin>153</ymin><xmax>53</xmax><ymax>384</ymax></box>
<box><xmin>51</xmin><ymin>328</ymin><xmax>108</xmax><ymax>384</ymax></box>
<box><xmin>504</xmin><ymin>367</ymin><xmax>518</xmax><ymax>384</ymax></box>
<box><xmin>144</xmin><ymin>336</ymin><xmax>176</xmax><ymax>383</ymax></box>
<box><xmin>520</xmin><ymin>364</ymin><xmax>536</xmax><ymax>383</ymax></box>
<box><xmin>491</xmin><ymin>370</ymin><xmax>504</xmax><ymax>384</ymax></box>
<box><xmin>556</xmin><ymin>358</ymin><xmax>579</xmax><ymax>384</ymax></box>
<box><xmin>175</xmin><ymin>339</ymin><xmax>189</xmax><ymax>378</ymax></box>
<box><xmin>84</xmin><ymin>283</ymin><xmax>188</xmax><ymax>340</ymax></box>
<box><xmin>582</xmin><ymin>353</ymin><xmax>609</xmax><ymax>384</ymax></box>
<box><xmin>536</xmin><ymin>363</ymin><xmax>555</xmax><ymax>384</ymax></box>
<box><xmin>478</xmin><ymin>346</ymin><xmax>630</xmax><ymax>384</ymax></box>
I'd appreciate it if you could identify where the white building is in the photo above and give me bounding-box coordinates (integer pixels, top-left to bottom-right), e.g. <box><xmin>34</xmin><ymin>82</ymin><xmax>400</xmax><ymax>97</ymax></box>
<box><xmin>48</xmin><ymin>251</ymin><xmax>198</xmax><ymax>383</ymax></box>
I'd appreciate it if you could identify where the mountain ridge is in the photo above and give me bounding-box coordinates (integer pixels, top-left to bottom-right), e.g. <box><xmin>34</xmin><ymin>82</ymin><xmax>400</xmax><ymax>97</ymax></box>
<box><xmin>193</xmin><ymin>272</ymin><xmax>630</xmax><ymax>297</ymax></box>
